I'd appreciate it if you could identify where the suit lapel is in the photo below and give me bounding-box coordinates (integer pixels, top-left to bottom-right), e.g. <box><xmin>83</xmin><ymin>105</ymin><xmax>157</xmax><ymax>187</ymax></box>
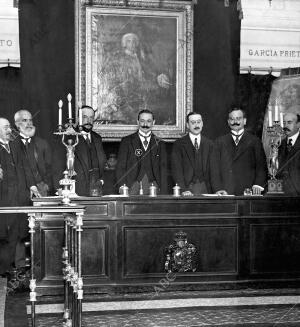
<box><xmin>289</xmin><ymin>134</ymin><xmax>300</xmax><ymax>154</ymax></box>
<box><xmin>233</xmin><ymin>132</ymin><xmax>252</xmax><ymax>162</ymax></box>
<box><xmin>182</xmin><ymin>135</ymin><xmax>196</xmax><ymax>170</ymax></box>
<box><xmin>75</xmin><ymin>136</ymin><xmax>89</xmax><ymax>178</ymax></box>
<box><xmin>200</xmin><ymin>137</ymin><xmax>209</xmax><ymax>173</ymax></box>
<box><xmin>91</xmin><ymin>132</ymin><xmax>102</xmax><ymax>169</ymax></box>
<box><xmin>130</xmin><ymin>132</ymin><xmax>143</xmax><ymax>159</ymax></box>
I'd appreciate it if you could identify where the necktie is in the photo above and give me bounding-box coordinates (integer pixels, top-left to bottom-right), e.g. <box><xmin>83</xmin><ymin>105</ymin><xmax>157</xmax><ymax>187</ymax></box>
<box><xmin>287</xmin><ymin>138</ymin><xmax>293</xmax><ymax>152</ymax></box>
<box><xmin>194</xmin><ymin>138</ymin><xmax>199</xmax><ymax>151</ymax></box>
<box><xmin>139</xmin><ymin>133</ymin><xmax>150</xmax><ymax>149</ymax></box>
<box><xmin>143</xmin><ymin>136</ymin><xmax>148</xmax><ymax>148</ymax></box>
<box><xmin>22</xmin><ymin>137</ymin><xmax>30</xmax><ymax>148</ymax></box>
<box><xmin>232</xmin><ymin>132</ymin><xmax>243</xmax><ymax>145</ymax></box>
<box><xmin>85</xmin><ymin>134</ymin><xmax>91</xmax><ymax>145</ymax></box>
<box><xmin>0</xmin><ymin>142</ymin><xmax>10</xmax><ymax>153</ymax></box>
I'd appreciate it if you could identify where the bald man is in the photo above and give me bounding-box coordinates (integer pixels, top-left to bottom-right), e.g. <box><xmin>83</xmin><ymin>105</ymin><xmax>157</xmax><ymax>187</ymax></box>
<box><xmin>278</xmin><ymin>112</ymin><xmax>300</xmax><ymax>195</ymax></box>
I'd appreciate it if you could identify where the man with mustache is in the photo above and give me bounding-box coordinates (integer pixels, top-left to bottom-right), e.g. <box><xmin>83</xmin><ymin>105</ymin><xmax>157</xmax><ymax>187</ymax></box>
<box><xmin>116</xmin><ymin>109</ymin><xmax>167</xmax><ymax>195</ymax></box>
<box><xmin>171</xmin><ymin>112</ymin><xmax>213</xmax><ymax>195</ymax></box>
<box><xmin>277</xmin><ymin>112</ymin><xmax>300</xmax><ymax>195</ymax></box>
<box><xmin>53</xmin><ymin>105</ymin><xmax>106</xmax><ymax>196</ymax></box>
<box><xmin>0</xmin><ymin>117</ymin><xmax>38</xmax><ymax>274</ymax></box>
<box><xmin>14</xmin><ymin>110</ymin><xmax>52</xmax><ymax>196</ymax></box>
<box><xmin>211</xmin><ymin>108</ymin><xmax>267</xmax><ymax>195</ymax></box>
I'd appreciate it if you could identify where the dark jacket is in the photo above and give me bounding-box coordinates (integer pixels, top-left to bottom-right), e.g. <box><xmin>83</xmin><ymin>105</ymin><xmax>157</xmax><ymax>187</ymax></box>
<box><xmin>171</xmin><ymin>134</ymin><xmax>213</xmax><ymax>192</ymax></box>
<box><xmin>210</xmin><ymin>131</ymin><xmax>268</xmax><ymax>195</ymax></box>
<box><xmin>14</xmin><ymin>135</ymin><xmax>53</xmax><ymax>193</ymax></box>
<box><xmin>116</xmin><ymin>132</ymin><xmax>168</xmax><ymax>194</ymax></box>
<box><xmin>278</xmin><ymin>135</ymin><xmax>300</xmax><ymax>195</ymax></box>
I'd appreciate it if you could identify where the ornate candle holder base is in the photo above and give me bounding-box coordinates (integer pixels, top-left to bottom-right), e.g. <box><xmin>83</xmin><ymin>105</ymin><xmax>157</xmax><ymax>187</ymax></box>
<box><xmin>60</xmin><ymin>171</ymin><xmax>77</xmax><ymax>204</ymax></box>
<box><xmin>267</xmin><ymin>178</ymin><xmax>284</xmax><ymax>194</ymax></box>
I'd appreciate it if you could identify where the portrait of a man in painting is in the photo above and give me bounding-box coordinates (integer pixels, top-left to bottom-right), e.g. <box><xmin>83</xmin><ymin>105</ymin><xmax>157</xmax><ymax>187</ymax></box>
<box><xmin>90</xmin><ymin>14</ymin><xmax>177</xmax><ymax>125</ymax></box>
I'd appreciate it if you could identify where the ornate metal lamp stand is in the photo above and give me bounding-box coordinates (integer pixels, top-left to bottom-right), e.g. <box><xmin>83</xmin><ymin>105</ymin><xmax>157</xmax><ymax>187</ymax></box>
<box><xmin>266</xmin><ymin>121</ymin><xmax>285</xmax><ymax>194</ymax></box>
<box><xmin>54</xmin><ymin>96</ymin><xmax>82</xmax><ymax>204</ymax></box>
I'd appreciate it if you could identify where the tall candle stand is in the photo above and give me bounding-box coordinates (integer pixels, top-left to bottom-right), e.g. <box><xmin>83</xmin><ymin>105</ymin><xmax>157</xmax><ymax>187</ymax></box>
<box><xmin>266</xmin><ymin>121</ymin><xmax>285</xmax><ymax>194</ymax></box>
<box><xmin>54</xmin><ymin>96</ymin><xmax>82</xmax><ymax>204</ymax></box>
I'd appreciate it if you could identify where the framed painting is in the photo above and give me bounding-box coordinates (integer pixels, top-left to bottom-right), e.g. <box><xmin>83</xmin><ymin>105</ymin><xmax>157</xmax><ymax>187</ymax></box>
<box><xmin>75</xmin><ymin>0</ymin><xmax>195</xmax><ymax>141</ymax></box>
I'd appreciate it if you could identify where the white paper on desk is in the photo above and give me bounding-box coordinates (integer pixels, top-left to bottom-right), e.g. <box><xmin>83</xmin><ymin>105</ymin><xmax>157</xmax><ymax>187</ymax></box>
<box><xmin>202</xmin><ymin>194</ymin><xmax>235</xmax><ymax>197</ymax></box>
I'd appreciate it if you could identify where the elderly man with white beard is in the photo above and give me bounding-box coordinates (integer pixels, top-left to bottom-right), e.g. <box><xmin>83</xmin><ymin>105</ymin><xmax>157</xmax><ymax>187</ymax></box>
<box><xmin>14</xmin><ymin>110</ymin><xmax>53</xmax><ymax>196</ymax></box>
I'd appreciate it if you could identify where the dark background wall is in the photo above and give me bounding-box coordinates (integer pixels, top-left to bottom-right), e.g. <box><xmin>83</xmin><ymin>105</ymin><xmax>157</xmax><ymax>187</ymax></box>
<box><xmin>0</xmin><ymin>0</ymin><xmax>274</xmax><ymax>193</ymax></box>
<box><xmin>14</xmin><ymin>0</ymin><xmax>241</xmax><ymax>140</ymax></box>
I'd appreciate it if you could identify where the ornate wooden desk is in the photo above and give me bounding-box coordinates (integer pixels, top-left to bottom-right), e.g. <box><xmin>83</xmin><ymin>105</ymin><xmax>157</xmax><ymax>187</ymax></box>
<box><xmin>32</xmin><ymin>196</ymin><xmax>300</xmax><ymax>295</ymax></box>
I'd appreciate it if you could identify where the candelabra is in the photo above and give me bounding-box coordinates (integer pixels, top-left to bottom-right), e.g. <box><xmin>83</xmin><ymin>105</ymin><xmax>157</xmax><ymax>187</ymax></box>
<box><xmin>266</xmin><ymin>121</ymin><xmax>285</xmax><ymax>194</ymax></box>
<box><xmin>54</xmin><ymin>94</ymin><xmax>82</xmax><ymax>204</ymax></box>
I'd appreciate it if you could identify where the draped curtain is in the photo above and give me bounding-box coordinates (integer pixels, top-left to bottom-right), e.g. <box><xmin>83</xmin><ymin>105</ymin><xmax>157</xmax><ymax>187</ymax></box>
<box><xmin>18</xmin><ymin>0</ymin><xmax>74</xmax><ymax>139</ymax></box>
<box><xmin>194</xmin><ymin>0</ymin><xmax>241</xmax><ymax>139</ymax></box>
<box><xmin>0</xmin><ymin>67</ymin><xmax>22</xmax><ymax>124</ymax></box>
<box><xmin>237</xmin><ymin>73</ymin><xmax>277</xmax><ymax>138</ymax></box>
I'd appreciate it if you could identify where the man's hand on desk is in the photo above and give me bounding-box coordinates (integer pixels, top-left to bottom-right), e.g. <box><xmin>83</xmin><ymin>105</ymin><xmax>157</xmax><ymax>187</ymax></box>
<box><xmin>182</xmin><ymin>190</ymin><xmax>194</xmax><ymax>196</ymax></box>
<box><xmin>30</xmin><ymin>186</ymin><xmax>42</xmax><ymax>198</ymax></box>
<box><xmin>252</xmin><ymin>185</ymin><xmax>264</xmax><ymax>195</ymax></box>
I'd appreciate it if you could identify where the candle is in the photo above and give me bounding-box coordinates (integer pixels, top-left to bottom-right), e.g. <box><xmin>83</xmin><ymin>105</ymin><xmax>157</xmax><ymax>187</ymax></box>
<box><xmin>268</xmin><ymin>110</ymin><xmax>272</xmax><ymax>127</ymax></box>
<box><xmin>274</xmin><ymin>100</ymin><xmax>279</xmax><ymax>122</ymax></box>
<box><xmin>280</xmin><ymin>112</ymin><xmax>284</xmax><ymax>128</ymax></box>
<box><xmin>67</xmin><ymin>93</ymin><xmax>72</xmax><ymax>119</ymax></box>
<box><xmin>58</xmin><ymin>100</ymin><xmax>63</xmax><ymax>126</ymax></box>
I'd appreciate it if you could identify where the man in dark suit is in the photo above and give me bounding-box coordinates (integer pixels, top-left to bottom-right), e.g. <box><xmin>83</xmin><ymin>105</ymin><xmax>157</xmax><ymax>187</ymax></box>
<box><xmin>172</xmin><ymin>112</ymin><xmax>213</xmax><ymax>195</ymax></box>
<box><xmin>14</xmin><ymin>110</ymin><xmax>52</xmax><ymax>196</ymax></box>
<box><xmin>0</xmin><ymin>117</ymin><xmax>39</xmax><ymax>274</ymax></box>
<box><xmin>211</xmin><ymin>108</ymin><xmax>267</xmax><ymax>196</ymax></box>
<box><xmin>278</xmin><ymin>112</ymin><xmax>300</xmax><ymax>195</ymax></box>
<box><xmin>53</xmin><ymin>106</ymin><xmax>106</xmax><ymax>196</ymax></box>
<box><xmin>116</xmin><ymin>109</ymin><xmax>167</xmax><ymax>195</ymax></box>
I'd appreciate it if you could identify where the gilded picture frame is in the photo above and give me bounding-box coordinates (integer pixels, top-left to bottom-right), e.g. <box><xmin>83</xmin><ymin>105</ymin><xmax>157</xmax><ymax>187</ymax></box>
<box><xmin>75</xmin><ymin>0</ymin><xmax>195</xmax><ymax>141</ymax></box>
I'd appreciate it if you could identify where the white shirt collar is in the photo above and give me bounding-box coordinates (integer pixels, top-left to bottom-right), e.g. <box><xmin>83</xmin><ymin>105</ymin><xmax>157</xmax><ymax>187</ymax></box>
<box><xmin>0</xmin><ymin>138</ymin><xmax>9</xmax><ymax>145</ymax></box>
<box><xmin>20</xmin><ymin>132</ymin><xmax>30</xmax><ymax>139</ymax></box>
<box><xmin>138</xmin><ymin>132</ymin><xmax>151</xmax><ymax>150</ymax></box>
<box><xmin>189</xmin><ymin>132</ymin><xmax>201</xmax><ymax>143</ymax></box>
<box><xmin>288</xmin><ymin>130</ymin><xmax>299</xmax><ymax>146</ymax></box>
<box><xmin>139</xmin><ymin>130</ymin><xmax>151</xmax><ymax>138</ymax></box>
<box><xmin>231</xmin><ymin>128</ymin><xmax>244</xmax><ymax>136</ymax></box>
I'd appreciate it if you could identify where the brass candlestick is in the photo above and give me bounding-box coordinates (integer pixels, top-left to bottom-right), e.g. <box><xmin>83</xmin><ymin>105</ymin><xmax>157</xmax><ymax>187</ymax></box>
<box><xmin>266</xmin><ymin>121</ymin><xmax>285</xmax><ymax>194</ymax></box>
<box><xmin>54</xmin><ymin>95</ymin><xmax>83</xmax><ymax>201</ymax></box>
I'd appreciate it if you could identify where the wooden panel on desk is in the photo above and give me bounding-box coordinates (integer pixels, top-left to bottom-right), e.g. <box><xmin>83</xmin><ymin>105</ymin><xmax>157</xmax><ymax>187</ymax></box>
<box><xmin>123</xmin><ymin>201</ymin><xmax>237</xmax><ymax>216</ymax></box>
<box><xmin>250</xmin><ymin>198</ymin><xmax>300</xmax><ymax>215</ymax></box>
<box><xmin>250</xmin><ymin>223</ymin><xmax>300</xmax><ymax>274</ymax></box>
<box><xmin>82</xmin><ymin>227</ymin><xmax>109</xmax><ymax>277</ymax></box>
<box><xmin>43</xmin><ymin>229</ymin><xmax>64</xmax><ymax>279</ymax></box>
<box><xmin>78</xmin><ymin>204</ymin><xmax>109</xmax><ymax>216</ymax></box>
<box><xmin>123</xmin><ymin>226</ymin><xmax>237</xmax><ymax>277</ymax></box>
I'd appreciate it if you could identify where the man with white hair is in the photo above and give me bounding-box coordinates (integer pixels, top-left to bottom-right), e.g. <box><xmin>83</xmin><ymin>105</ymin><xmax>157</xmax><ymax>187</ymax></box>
<box><xmin>0</xmin><ymin>117</ymin><xmax>39</xmax><ymax>274</ymax></box>
<box><xmin>14</xmin><ymin>109</ymin><xmax>52</xmax><ymax>196</ymax></box>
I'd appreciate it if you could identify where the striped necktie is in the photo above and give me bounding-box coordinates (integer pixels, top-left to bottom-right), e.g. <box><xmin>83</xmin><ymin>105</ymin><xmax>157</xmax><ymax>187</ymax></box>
<box><xmin>194</xmin><ymin>138</ymin><xmax>199</xmax><ymax>151</ymax></box>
